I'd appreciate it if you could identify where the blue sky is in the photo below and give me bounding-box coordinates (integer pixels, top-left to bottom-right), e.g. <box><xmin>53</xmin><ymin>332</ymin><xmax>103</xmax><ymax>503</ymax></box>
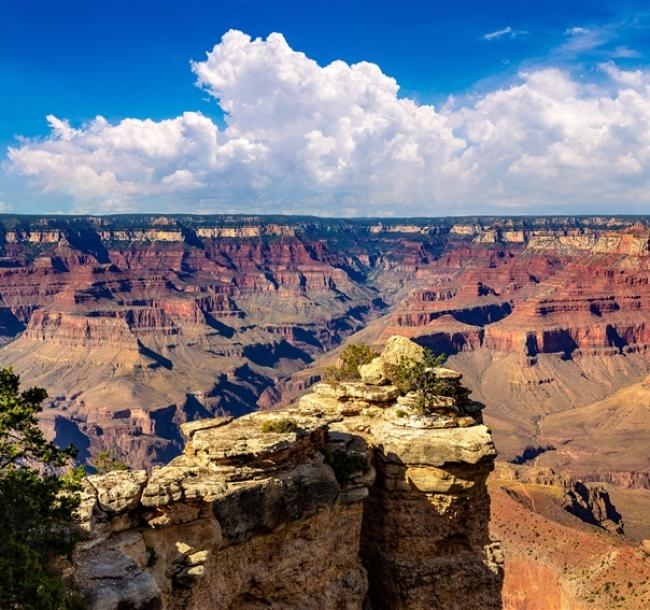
<box><xmin>2</xmin><ymin>1</ymin><xmax>650</xmax><ymax>216</ymax></box>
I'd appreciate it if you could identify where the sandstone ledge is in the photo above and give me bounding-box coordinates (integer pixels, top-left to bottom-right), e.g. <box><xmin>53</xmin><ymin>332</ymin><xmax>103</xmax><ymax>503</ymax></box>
<box><xmin>70</xmin><ymin>337</ymin><xmax>503</xmax><ymax>610</ymax></box>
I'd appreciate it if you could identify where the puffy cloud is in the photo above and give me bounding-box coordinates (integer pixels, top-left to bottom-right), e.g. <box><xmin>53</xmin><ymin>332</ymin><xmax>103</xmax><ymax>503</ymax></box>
<box><xmin>450</xmin><ymin>67</ymin><xmax>650</xmax><ymax>206</ymax></box>
<box><xmin>7</xmin><ymin>30</ymin><xmax>650</xmax><ymax>215</ymax></box>
<box><xmin>599</xmin><ymin>60</ymin><xmax>645</xmax><ymax>88</ymax></box>
<box><xmin>8</xmin><ymin>112</ymin><xmax>226</xmax><ymax>206</ymax></box>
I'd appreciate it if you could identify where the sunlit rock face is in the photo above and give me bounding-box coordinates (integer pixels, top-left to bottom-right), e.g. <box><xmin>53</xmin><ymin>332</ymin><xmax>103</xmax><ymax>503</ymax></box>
<box><xmin>69</xmin><ymin>337</ymin><xmax>503</xmax><ymax>610</ymax></box>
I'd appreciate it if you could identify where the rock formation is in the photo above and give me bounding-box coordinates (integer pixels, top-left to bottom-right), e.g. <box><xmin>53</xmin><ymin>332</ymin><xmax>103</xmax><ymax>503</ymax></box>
<box><xmin>4</xmin><ymin>214</ymin><xmax>650</xmax><ymax>606</ymax></box>
<box><xmin>68</xmin><ymin>337</ymin><xmax>503</xmax><ymax>609</ymax></box>
<box><xmin>494</xmin><ymin>464</ymin><xmax>625</xmax><ymax>534</ymax></box>
<box><xmin>562</xmin><ymin>480</ymin><xmax>624</xmax><ymax>535</ymax></box>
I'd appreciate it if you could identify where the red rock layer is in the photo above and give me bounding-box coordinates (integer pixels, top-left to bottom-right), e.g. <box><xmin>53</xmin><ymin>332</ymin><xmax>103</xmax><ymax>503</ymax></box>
<box><xmin>386</xmin><ymin>238</ymin><xmax>650</xmax><ymax>359</ymax></box>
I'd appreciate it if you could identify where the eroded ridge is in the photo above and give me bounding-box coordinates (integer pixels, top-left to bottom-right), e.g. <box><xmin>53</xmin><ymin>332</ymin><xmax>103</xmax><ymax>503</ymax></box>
<box><xmin>69</xmin><ymin>337</ymin><xmax>503</xmax><ymax>610</ymax></box>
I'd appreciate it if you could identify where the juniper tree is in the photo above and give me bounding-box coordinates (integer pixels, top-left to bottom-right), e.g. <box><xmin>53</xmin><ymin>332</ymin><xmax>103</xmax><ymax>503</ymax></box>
<box><xmin>0</xmin><ymin>368</ymin><xmax>83</xmax><ymax>609</ymax></box>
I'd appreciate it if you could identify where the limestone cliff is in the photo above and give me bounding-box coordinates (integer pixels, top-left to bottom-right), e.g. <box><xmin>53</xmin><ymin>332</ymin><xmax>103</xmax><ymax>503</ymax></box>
<box><xmin>68</xmin><ymin>337</ymin><xmax>503</xmax><ymax>609</ymax></box>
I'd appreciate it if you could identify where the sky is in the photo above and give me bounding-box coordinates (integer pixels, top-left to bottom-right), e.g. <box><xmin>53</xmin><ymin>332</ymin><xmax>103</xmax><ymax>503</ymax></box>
<box><xmin>2</xmin><ymin>0</ymin><xmax>650</xmax><ymax>217</ymax></box>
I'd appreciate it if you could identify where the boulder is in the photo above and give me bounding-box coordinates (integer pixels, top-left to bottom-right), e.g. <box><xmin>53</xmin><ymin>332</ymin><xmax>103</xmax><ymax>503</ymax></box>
<box><xmin>358</xmin><ymin>357</ymin><xmax>387</xmax><ymax>385</ymax></box>
<box><xmin>73</xmin><ymin>544</ymin><xmax>161</xmax><ymax>610</ymax></box>
<box><xmin>87</xmin><ymin>470</ymin><xmax>148</xmax><ymax>514</ymax></box>
<box><xmin>380</xmin><ymin>335</ymin><xmax>426</xmax><ymax>367</ymax></box>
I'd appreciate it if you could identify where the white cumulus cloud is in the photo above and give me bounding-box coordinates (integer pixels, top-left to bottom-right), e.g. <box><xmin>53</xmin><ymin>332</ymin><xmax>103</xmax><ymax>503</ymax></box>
<box><xmin>6</xmin><ymin>30</ymin><xmax>650</xmax><ymax>215</ymax></box>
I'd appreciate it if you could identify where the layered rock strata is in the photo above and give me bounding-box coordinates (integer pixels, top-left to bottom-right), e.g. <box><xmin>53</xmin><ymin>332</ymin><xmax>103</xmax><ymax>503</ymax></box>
<box><xmin>69</xmin><ymin>337</ymin><xmax>503</xmax><ymax>610</ymax></box>
<box><xmin>1</xmin><ymin>214</ymin><xmax>650</xmax><ymax>474</ymax></box>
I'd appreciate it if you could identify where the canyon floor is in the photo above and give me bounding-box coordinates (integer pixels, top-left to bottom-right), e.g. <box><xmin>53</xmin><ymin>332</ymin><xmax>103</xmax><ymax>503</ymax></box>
<box><xmin>1</xmin><ymin>213</ymin><xmax>650</xmax><ymax>608</ymax></box>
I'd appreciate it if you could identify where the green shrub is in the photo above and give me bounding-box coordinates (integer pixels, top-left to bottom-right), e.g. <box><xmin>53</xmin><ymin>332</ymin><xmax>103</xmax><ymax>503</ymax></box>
<box><xmin>90</xmin><ymin>449</ymin><xmax>129</xmax><ymax>475</ymax></box>
<box><xmin>322</xmin><ymin>343</ymin><xmax>379</xmax><ymax>382</ymax></box>
<box><xmin>395</xmin><ymin>408</ymin><xmax>408</xmax><ymax>418</ymax></box>
<box><xmin>261</xmin><ymin>418</ymin><xmax>299</xmax><ymax>434</ymax></box>
<box><xmin>393</xmin><ymin>348</ymin><xmax>464</xmax><ymax>415</ymax></box>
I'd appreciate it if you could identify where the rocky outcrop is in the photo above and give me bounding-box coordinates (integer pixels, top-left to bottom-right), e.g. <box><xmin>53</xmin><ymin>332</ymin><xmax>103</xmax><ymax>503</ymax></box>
<box><xmin>562</xmin><ymin>481</ymin><xmax>624</xmax><ymax>534</ymax></box>
<box><xmin>489</xmin><ymin>482</ymin><xmax>650</xmax><ymax>610</ymax></box>
<box><xmin>494</xmin><ymin>464</ymin><xmax>625</xmax><ymax>534</ymax></box>
<box><xmin>195</xmin><ymin>224</ymin><xmax>296</xmax><ymax>238</ymax></box>
<box><xmin>68</xmin><ymin>337</ymin><xmax>503</xmax><ymax>610</ymax></box>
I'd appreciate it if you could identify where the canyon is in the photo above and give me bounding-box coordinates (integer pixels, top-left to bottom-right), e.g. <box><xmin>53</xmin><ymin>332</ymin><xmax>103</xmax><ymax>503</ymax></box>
<box><xmin>1</xmin><ymin>213</ymin><xmax>650</xmax><ymax>608</ymax></box>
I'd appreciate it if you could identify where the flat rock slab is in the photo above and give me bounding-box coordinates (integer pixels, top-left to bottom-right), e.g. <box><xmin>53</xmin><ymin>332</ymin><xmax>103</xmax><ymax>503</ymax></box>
<box><xmin>368</xmin><ymin>423</ymin><xmax>497</xmax><ymax>467</ymax></box>
<box><xmin>386</xmin><ymin>407</ymin><xmax>476</xmax><ymax>429</ymax></box>
<box><xmin>432</xmin><ymin>366</ymin><xmax>463</xmax><ymax>380</ymax></box>
<box><xmin>187</xmin><ymin>411</ymin><xmax>331</xmax><ymax>464</ymax></box>
<box><xmin>313</xmin><ymin>382</ymin><xmax>399</xmax><ymax>402</ymax></box>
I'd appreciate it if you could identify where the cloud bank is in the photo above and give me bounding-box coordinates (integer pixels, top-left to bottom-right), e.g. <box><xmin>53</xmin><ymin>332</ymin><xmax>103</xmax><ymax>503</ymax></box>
<box><xmin>7</xmin><ymin>30</ymin><xmax>650</xmax><ymax>215</ymax></box>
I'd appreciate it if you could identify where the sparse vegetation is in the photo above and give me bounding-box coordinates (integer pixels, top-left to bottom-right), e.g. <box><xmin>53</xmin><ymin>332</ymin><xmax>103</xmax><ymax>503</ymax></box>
<box><xmin>322</xmin><ymin>343</ymin><xmax>379</xmax><ymax>382</ymax></box>
<box><xmin>90</xmin><ymin>448</ymin><xmax>129</xmax><ymax>474</ymax></box>
<box><xmin>393</xmin><ymin>348</ymin><xmax>462</xmax><ymax>414</ymax></box>
<box><xmin>395</xmin><ymin>408</ymin><xmax>408</xmax><ymax>418</ymax></box>
<box><xmin>261</xmin><ymin>418</ymin><xmax>299</xmax><ymax>434</ymax></box>
<box><xmin>0</xmin><ymin>368</ymin><xmax>85</xmax><ymax>609</ymax></box>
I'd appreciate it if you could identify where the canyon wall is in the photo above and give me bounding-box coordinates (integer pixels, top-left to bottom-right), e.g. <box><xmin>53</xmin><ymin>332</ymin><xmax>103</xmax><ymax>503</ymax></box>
<box><xmin>0</xmin><ymin>216</ymin><xmax>395</xmax><ymax>466</ymax></box>
<box><xmin>68</xmin><ymin>338</ymin><xmax>503</xmax><ymax>610</ymax></box>
<box><xmin>1</xmin><ymin>213</ymin><xmax>650</xmax><ymax>485</ymax></box>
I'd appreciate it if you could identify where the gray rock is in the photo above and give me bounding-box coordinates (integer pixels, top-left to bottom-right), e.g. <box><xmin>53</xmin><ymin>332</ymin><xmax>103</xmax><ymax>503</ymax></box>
<box><xmin>87</xmin><ymin>470</ymin><xmax>148</xmax><ymax>514</ymax></box>
<box><xmin>212</xmin><ymin>460</ymin><xmax>339</xmax><ymax>545</ymax></box>
<box><xmin>74</xmin><ymin>545</ymin><xmax>161</xmax><ymax>610</ymax></box>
